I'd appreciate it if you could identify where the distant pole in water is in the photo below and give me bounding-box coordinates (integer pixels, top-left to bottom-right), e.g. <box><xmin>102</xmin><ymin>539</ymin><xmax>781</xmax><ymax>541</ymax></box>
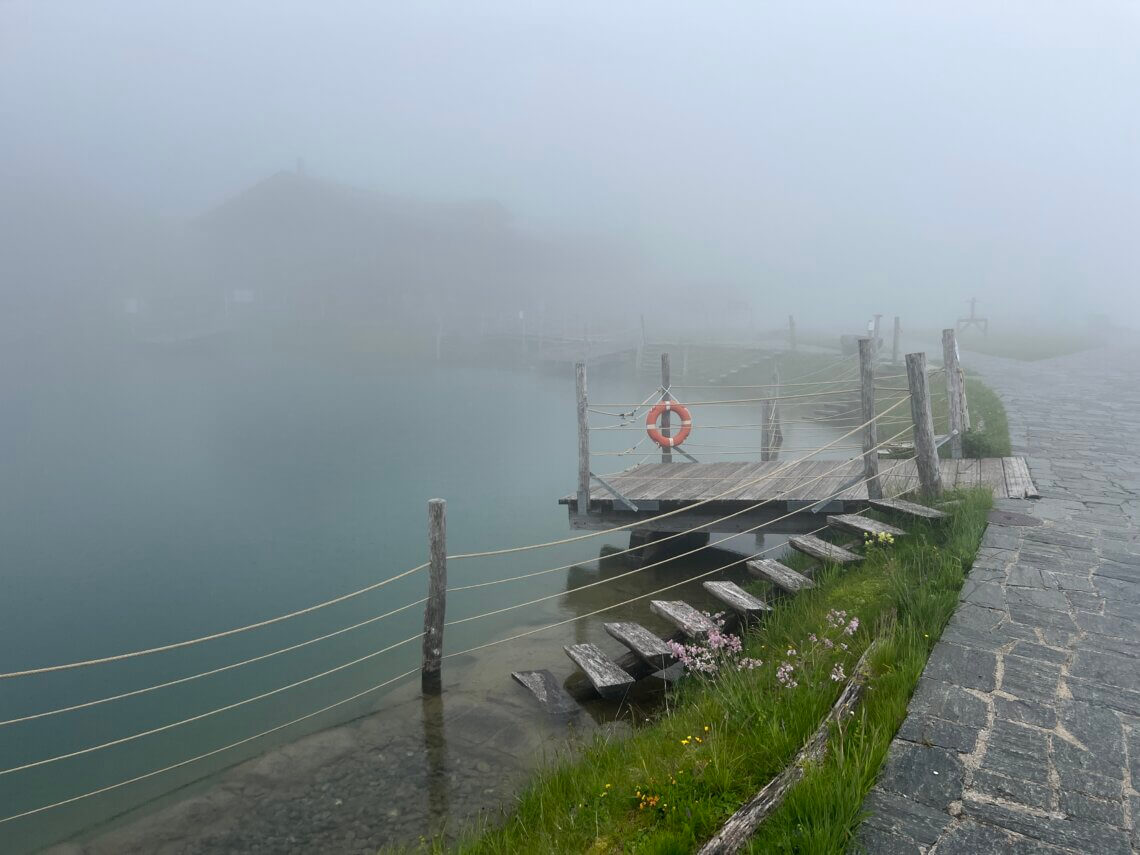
<box><xmin>872</xmin><ymin>314</ymin><xmax>883</xmax><ymax>355</ymax></box>
<box><xmin>891</xmin><ymin>316</ymin><xmax>901</xmax><ymax>366</ymax></box>
<box><xmin>906</xmin><ymin>352</ymin><xmax>943</xmax><ymax>498</ymax></box>
<box><xmin>576</xmin><ymin>362</ymin><xmax>591</xmax><ymax>513</ymax></box>
<box><xmin>422</xmin><ymin>499</ymin><xmax>447</xmax><ymax>695</ymax></box>
<box><xmin>942</xmin><ymin>329</ymin><xmax>964</xmax><ymax>459</ymax></box>
<box><xmin>660</xmin><ymin>352</ymin><xmax>672</xmax><ymax>464</ymax></box>
<box><xmin>788</xmin><ymin>315</ymin><xmax>797</xmax><ymax>353</ymax></box>
<box><xmin>858</xmin><ymin>338</ymin><xmax>882</xmax><ymax>499</ymax></box>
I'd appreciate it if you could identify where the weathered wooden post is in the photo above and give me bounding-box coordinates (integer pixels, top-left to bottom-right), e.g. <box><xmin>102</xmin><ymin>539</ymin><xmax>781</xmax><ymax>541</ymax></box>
<box><xmin>788</xmin><ymin>315</ymin><xmax>797</xmax><ymax>352</ymax></box>
<box><xmin>422</xmin><ymin>498</ymin><xmax>447</xmax><ymax>695</ymax></box>
<box><xmin>942</xmin><ymin>329</ymin><xmax>964</xmax><ymax>459</ymax></box>
<box><xmin>660</xmin><ymin>352</ymin><xmax>672</xmax><ymax>463</ymax></box>
<box><xmin>905</xmin><ymin>352</ymin><xmax>943</xmax><ymax>498</ymax></box>
<box><xmin>760</xmin><ymin>396</ymin><xmax>772</xmax><ymax>463</ymax></box>
<box><xmin>891</xmin><ymin>316</ymin><xmax>901</xmax><ymax>366</ymax></box>
<box><xmin>576</xmin><ymin>362</ymin><xmax>590</xmax><ymax>513</ymax></box>
<box><xmin>872</xmin><ymin>314</ymin><xmax>882</xmax><ymax>354</ymax></box>
<box><xmin>858</xmin><ymin>338</ymin><xmax>882</xmax><ymax>499</ymax></box>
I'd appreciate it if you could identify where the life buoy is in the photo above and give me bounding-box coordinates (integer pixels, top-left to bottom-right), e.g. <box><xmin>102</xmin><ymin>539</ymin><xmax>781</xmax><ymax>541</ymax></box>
<box><xmin>646</xmin><ymin>400</ymin><xmax>693</xmax><ymax>448</ymax></box>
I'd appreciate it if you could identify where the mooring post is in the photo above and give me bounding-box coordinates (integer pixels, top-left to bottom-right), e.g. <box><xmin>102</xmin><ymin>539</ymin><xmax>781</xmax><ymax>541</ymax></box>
<box><xmin>788</xmin><ymin>315</ymin><xmax>797</xmax><ymax>353</ymax></box>
<box><xmin>422</xmin><ymin>498</ymin><xmax>447</xmax><ymax>695</ymax></box>
<box><xmin>660</xmin><ymin>352</ymin><xmax>672</xmax><ymax>463</ymax></box>
<box><xmin>760</xmin><ymin>395</ymin><xmax>772</xmax><ymax>463</ymax></box>
<box><xmin>575</xmin><ymin>362</ymin><xmax>590</xmax><ymax>513</ymax></box>
<box><xmin>942</xmin><ymin>329</ymin><xmax>964</xmax><ymax>459</ymax></box>
<box><xmin>891</xmin><ymin>316</ymin><xmax>901</xmax><ymax>366</ymax></box>
<box><xmin>905</xmin><ymin>352</ymin><xmax>943</xmax><ymax>498</ymax></box>
<box><xmin>872</xmin><ymin>314</ymin><xmax>882</xmax><ymax>355</ymax></box>
<box><xmin>858</xmin><ymin>338</ymin><xmax>882</xmax><ymax>499</ymax></box>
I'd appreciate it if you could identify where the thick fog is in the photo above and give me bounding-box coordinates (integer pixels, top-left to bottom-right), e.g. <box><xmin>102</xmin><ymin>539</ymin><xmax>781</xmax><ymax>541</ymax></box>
<box><xmin>2</xmin><ymin>1</ymin><xmax>1138</xmax><ymax>333</ymax></box>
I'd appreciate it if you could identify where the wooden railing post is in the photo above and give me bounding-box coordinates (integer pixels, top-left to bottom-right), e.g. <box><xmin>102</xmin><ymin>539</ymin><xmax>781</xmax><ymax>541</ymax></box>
<box><xmin>788</xmin><ymin>315</ymin><xmax>797</xmax><ymax>353</ymax></box>
<box><xmin>660</xmin><ymin>352</ymin><xmax>672</xmax><ymax>463</ymax></box>
<box><xmin>905</xmin><ymin>352</ymin><xmax>943</xmax><ymax>498</ymax></box>
<box><xmin>858</xmin><ymin>338</ymin><xmax>882</xmax><ymax>499</ymax></box>
<box><xmin>576</xmin><ymin>362</ymin><xmax>590</xmax><ymax>513</ymax></box>
<box><xmin>891</xmin><ymin>316</ymin><xmax>901</xmax><ymax>366</ymax></box>
<box><xmin>422</xmin><ymin>498</ymin><xmax>447</xmax><ymax>695</ymax></box>
<box><xmin>942</xmin><ymin>329</ymin><xmax>964</xmax><ymax>459</ymax></box>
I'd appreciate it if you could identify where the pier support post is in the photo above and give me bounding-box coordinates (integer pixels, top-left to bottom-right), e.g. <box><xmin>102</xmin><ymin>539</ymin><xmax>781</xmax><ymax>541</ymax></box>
<box><xmin>660</xmin><ymin>352</ymin><xmax>672</xmax><ymax>463</ymax></box>
<box><xmin>422</xmin><ymin>498</ymin><xmax>447</xmax><ymax>695</ymax></box>
<box><xmin>576</xmin><ymin>362</ymin><xmax>590</xmax><ymax>512</ymax></box>
<box><xmin>858</xmin><ymin>338</ymin><xmax>882</xmax><ymax>499</ymax></box>
<box><xmin>788</xmin><ymin>315</ymin><xmax>797</xmax><ymax>353</ymax></box>
<box><xmin>872</xmin><ymin>314</ymin><xmax>882</xmax><ymax>355</ymax></box>
<box><xmin>905</xmin><ymin>352</ymin><xmax>943</xmax><ymax>498</ymax></box>
<box><xmin>891</xmin><ymin>316</ymin><xmax>901</xmax><ymax>366</ymax></box>
<box><xmin>942</xmin><ymin>329</ymin><xmax>964</xmax><ymax>459</ymax></box>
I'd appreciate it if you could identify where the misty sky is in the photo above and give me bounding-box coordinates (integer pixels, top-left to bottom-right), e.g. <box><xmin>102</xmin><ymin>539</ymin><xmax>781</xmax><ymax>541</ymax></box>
<box><xmin>2</xmin><ymin>1</ymin><xmax>1138</xmax><ymax>326</ymax></box>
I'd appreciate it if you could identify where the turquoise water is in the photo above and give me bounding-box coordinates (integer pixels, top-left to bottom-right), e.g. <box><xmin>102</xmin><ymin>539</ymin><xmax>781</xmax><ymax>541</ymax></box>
<box><xmin>0</xmin><ymin>335</ymin><xmax>845</xmax><ymax>851</ymax></box>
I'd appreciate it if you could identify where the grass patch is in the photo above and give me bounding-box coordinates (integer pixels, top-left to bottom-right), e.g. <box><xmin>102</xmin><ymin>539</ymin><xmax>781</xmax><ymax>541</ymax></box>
<box><xmin>427</xmin><ymin>491</ymin><xmax>993</xmax><ymax>854</ymax></box>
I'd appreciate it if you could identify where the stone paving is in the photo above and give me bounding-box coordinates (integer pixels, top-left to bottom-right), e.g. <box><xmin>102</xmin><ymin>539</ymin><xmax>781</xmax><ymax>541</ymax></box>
<box><xmin>858</xmin><ymin>345</ymin><xmax>1140</xmax><ymax>854</ymax></box>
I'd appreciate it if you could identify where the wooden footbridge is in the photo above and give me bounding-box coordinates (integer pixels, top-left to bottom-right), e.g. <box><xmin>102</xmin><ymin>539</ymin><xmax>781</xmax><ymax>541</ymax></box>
<box><xmin>560</xmin><ymin>456</ymin><xmax>1037</xmax><ymax>534</ymax></box>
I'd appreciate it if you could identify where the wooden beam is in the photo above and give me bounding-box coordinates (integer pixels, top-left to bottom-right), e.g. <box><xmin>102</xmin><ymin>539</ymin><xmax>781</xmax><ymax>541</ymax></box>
<box><xmin>747</xmin><ymin>558</ymin><xmax>815</xmax><ymax>593</ymax></box>
<box><xmin>942</xmin><ymin>329</ymin><xmax>964</xmax><ymax>459</ymax></box>
<box><xmin>826</xmin><ymin>514</ymin><xmax>905</xmax><ymax>539</ymax></box>
<box><xmin>604</xmin><ymin>622</ymin><xmax>676</xmax><ymax>670</ymax></box>
<box><xmin>702</xmin><ymin>581</ymin><xmax>770</xmax><ymax>618</ymax></box>
<box><xmin>575</xmin><ymin>362</ymin><xmax>590</xmax><ymax>512</ymax></box>
<box><xmin>422</xmin><ymin>498</ymin><xmax>447</xmax><ymax>695</ymax></box>
<box><xmin>868</xmin><ymin>497</ymin><xmax>948</xmax><ymax>521</ymax></box>
<box><xmin>563</xmin><ymin>643</ymin><xmax>635</xmax><ymax>700</ymax></box>
<box><xmin>650</xmin><ymin>600</ymin><xmax>719</xmax><ymax>638</ymax></box>
<box><xmin>789</xmin><ymin>534</ymin><xmax>860</xmax><ymax>565</ymax></box>
<box><xmin>858</xmin><ymin>337</ymin><xmax>882</xmax><ymax>499</ymax></box>
<box><xmin>511</xmin><ymin>669</ymin><xmax>581</xmax><ymax>717</ymax></box>
<box><xmin>905</xmin><ymin>352</ymin><xmax>943</xmax><ymax>498</ymax></box>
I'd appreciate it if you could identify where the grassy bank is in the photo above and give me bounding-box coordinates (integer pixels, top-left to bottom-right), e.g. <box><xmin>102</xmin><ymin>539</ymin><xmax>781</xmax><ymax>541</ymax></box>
<box><xmin>430</xmin><ymin>491</ymin><xmax>992</xmax><ymax>854</ymax></box>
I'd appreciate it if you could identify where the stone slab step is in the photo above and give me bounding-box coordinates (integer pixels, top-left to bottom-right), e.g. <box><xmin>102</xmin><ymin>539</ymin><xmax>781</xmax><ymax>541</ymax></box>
<box><xmin>869</xmin><ymin>498</ymin><xmax>948</xmax><ymax>522</ymax></box>
<box><xmin>649</xmin><ymin>599</ymin><xmax>718</xmax><ymax>638</ymax></box>
<box><xmin>702</xmin><ymin>580</ymin><xmax>771</xmax><ymax>617</ymax></box>
<box><xmin>563</xmin><ymin>643</ymin><xmax>635</xmax><ymax>700</ymax></box>
<box><xmin>603</xmin><ymin>621</ymin><xmax>676</xmax><ymax>670</ymax></box>
<box><xmin>826</xmin><ymin>514</ymin><xmax>906</xmax><ymax>540</ymax></box>
<box><xmin>789</xmin><ymin>534</ymin><xmax>860</xmax><ymax>565</ymax></box>
<box><xmin>747</xmin><ymin>558</ymin><xmax>815</xmax><ymax>593</ymax></box>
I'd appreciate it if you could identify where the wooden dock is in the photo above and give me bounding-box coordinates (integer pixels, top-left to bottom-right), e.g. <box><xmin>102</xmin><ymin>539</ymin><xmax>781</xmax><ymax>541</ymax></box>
<box><xmin>561</xmin><ymin>456</ymin><xmax>1036</xmax><ymax>532</ymax></box>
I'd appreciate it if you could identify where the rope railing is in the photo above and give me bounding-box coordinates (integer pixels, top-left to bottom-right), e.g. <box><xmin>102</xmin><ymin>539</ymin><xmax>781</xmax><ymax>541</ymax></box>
<box><xmin>0</xmin><ymin>630</ymin><xmax>425</xmax><ymax>777</ymax></box>
<box><xmin>0</xmin><ymin>665</ymin><xmax>421</xmax><ymax>826</ymax></box>
<box><xmin>0</xmin><ymin>562</ymin><xmax>429</xmax><ymax>680</ymax></box>
<box><xmin>0</xmin><ymin>597</ymin><xmax>429</xmax><ymax>728</ymax></box>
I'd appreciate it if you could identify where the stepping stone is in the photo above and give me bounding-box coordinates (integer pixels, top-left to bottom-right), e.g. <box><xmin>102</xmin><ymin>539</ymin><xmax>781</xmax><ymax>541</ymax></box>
<box><xmin>649</xmin><ymin>599</ymin><xmax>719</xmax><ymax>638</ymax></box>
<box><xmin>747</xmin><ymin>558</ymin><xmax>815</xmax><ymax>593</ymax></box>
<box><xmin>604</xmin><ymin>622</ymin><xmax>676</xmax><ymax>670</ymax></box>
<box><xmin>826</xmin><ymin>514</ymin><xmax>906</xmax><ymax>540</ymax></box>
<box><xmin>789</xmin><ymin>534</ymin><xmax>860</xmax><ymax>565</ymax></box>
<box><xmin>702</xmin><ymin>580</ymin><xmax>770</xmax><ymax>618</ymax></box>
<box><xmin>869</xmin><ymin>498</ymin><xmax>948</xmax><ymax>522</ymax></box>
<box><xmin>511</xmin><ymin>669</ymin><xmax>581</xmax><ymax>717</ymax></box>
<box><xmin>563</xmin><ymin>643</ymin><xmax>634</xmax><ymax>700</ymax></box>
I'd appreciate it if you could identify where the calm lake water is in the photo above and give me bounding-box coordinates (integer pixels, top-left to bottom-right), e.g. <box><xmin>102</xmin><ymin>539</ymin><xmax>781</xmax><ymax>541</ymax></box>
<box><xmin>0</xmin><ymin>333</ymin><xmax>847</xmax><ymax>852</ymax></box>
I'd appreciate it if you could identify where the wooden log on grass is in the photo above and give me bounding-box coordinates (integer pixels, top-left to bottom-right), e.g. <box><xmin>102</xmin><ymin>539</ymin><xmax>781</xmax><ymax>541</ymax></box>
<box><xmin>696</xmin><ymin>628</ymin><xmax>890</xmax><ymax>854</ymax></box>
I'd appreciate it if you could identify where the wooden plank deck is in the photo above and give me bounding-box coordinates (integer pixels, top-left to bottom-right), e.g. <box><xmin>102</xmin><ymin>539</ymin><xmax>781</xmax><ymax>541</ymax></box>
<box><xmin>564</xmin><ymin>457</ymin><xmax>1035</xmax><ymax>508</ymax></box>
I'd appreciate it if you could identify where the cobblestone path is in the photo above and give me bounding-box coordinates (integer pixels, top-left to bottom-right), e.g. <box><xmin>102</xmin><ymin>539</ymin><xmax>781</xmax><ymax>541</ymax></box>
<box><xmin>858</xmin><ymin>346</ymin><xmax>1140</xmax><ymax>854</ymax></box>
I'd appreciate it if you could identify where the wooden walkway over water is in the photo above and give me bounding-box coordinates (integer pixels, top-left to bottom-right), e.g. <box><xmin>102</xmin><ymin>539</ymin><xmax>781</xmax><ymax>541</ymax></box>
<box><xmin>561</xmin><ymin>457</ymin><xmax>1037</xmax><ymax>532</ymax></box>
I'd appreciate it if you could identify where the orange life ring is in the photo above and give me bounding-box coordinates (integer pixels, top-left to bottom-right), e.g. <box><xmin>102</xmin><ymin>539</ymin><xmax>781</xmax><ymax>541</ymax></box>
<box><xmin>646</xmin><ymin>399</ymin><xmax>693</xmax><ymax>448</ymax></box>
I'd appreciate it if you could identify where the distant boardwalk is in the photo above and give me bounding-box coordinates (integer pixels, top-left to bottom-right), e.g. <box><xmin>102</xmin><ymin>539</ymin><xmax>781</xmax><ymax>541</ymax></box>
<box><xmin>858</xmin><ymin>344</ymin><xmax>1140</xmax><ymax>854</ymax></box>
